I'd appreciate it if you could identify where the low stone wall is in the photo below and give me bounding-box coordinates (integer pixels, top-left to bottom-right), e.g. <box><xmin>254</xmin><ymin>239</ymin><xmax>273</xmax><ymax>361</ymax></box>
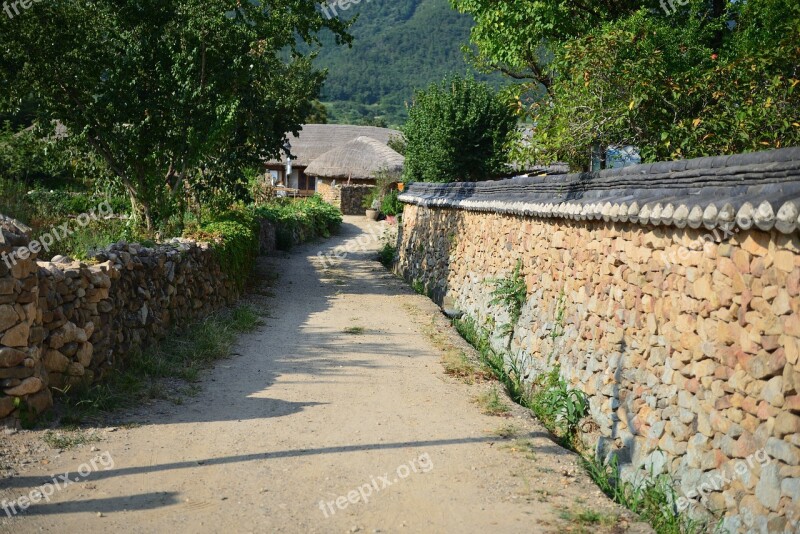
<box><xmin>0</xmin><ymin>217</ymin><xmax>238</xmax><ymax>424</ymax></box>
<box><xmin>340</xmin><ymin>185</ymin><xmax>373</xmax><ymax>216</ymax></box>
<box><xmin>317</xmin><ymin>178</ymin><xmax>340</xmax><ymax>208</ymax></box>
<box><xmin>315</xmin><ymin>179</ymin><xmax>374</xmax><ymax>216</ymax></box>
<box><xmin>397</xmin><ymin>147</ymin><xmax>800</xmax><ymax>532</ymax></box>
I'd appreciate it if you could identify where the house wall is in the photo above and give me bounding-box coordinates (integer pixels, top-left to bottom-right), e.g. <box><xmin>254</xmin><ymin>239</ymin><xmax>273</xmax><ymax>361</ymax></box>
<box><xmin>396</xmin><ymin>148</ymin><xmax>800</xmax><ymax>532</ymax></box>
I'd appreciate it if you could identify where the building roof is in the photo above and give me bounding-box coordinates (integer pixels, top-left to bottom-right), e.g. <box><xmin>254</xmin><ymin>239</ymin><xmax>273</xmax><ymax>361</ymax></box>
<box><xmin>304</xmin><ymin>136</ymin><xmax>405</xmax><ymax>180</ymax></box>
<box><xmin>266</xmin><ymin>124</ymin><xmax>401</xmax><ymax>167</ymax></box>
<box><xmin>400</xmin><ymin>146</ymin><xmax>800</xmax><ymax>235</ymax></box>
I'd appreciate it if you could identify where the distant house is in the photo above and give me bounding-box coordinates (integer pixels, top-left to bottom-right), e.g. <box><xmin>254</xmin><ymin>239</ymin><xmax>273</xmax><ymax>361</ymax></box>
<box><xmin>264</xmin><ymin>124</ymin><xmax>402</xmax><ymax>198</ymax></box>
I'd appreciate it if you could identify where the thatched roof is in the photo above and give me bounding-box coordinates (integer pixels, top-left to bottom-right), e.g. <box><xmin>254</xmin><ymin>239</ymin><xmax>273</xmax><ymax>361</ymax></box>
<box><xmin>266</xmin><ymin>124</ymin><xmax>401</xmax><ymax>167</ymax></box>
<box><xmin>304</xmin><ymin>136</ymin><xmax>405</xmax><ymax>180</ymax></box>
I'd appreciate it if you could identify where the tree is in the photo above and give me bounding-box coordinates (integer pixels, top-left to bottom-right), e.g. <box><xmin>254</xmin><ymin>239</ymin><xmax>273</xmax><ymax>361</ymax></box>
<box><xmin>306</xmin><ymin>101</ymin><xmax>329</xmax><ymax>124</ymax></box>
<box><xmin>0</xmin><ymin>0</ymin><xmax>351</xmax><ymax>228</ymax></box>
<box><xmin>402</xmin><ymin>76</ymin><xmax>516</xmax><ymax>183</ymax></box>
<box><xmin>453</xmin><ymin>0</ymin><xmax>800</xmax><ymax>169</ymax></box>
<box><xmin>450</xmin><ymin>0</ymin><xmax>648</xmax><ymax>93</ymax></box>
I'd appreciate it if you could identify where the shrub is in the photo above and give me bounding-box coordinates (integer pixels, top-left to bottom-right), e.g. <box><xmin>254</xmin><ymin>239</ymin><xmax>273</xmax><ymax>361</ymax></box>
<box><xmin>188</xmin><ymin>209</ymin><xmax>259</xmax><ymax>290</ymax></box>
<box><xmin>402</xmin><ymin>75</ymin><xmax>517</xmax><ymax>183</ymax></box>
<box><xmin>252</xmin><ymin>195</ymin><xmax>342</xmax><ymax>250</ymax></box>
<box><xmin>380</xmin><ymin>189</ymin><xmax>404</xmax><ymax>217</ymax></box>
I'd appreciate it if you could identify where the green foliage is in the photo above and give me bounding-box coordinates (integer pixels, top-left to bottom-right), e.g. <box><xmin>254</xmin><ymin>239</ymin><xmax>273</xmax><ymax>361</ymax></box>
<box><xmin>454</xmin><ymin>0</ymin><xmax>800</xmax><ymax>169</ymax></box>
<box><xmin>314</xmin><ymin>0</ymin><xmax>507</xmax><ymax>127</ymax></box>
<box><xmin>488</xmin><ymin>259</ymin><xmax>527</xmax><ymax>341</ymax></box>
<box><xmin>529</xmin><ymin>366</ymin><xmax>589</xmax><ymax>440</ymax></box>
<box><xmin>581</xmin><ymin>455</ymin><xmax>706</xmax><ymax>534</ymax></box>
<box><xmin>0</xmin><ymin>0</ymin><xmax>351</xmax><ymax>228</ymax></box>
<box><xmin>403</xmin><ymin>76</ymin><xmax>517</xmax><ymax>183</ymax></box>
<box><xmin>306</xmin><ymin>100</ymin><xmax>329</xmax><ymax>124</ymax></box>
<box><xmin>474</xmin><ymin>386</ymin><xmax>511</xmax><ymax>416</ymax></box>
<box><xmin>192</xmin><ymin>210</ymin><xmax>259</xmax><ymax>290</ymax></box>
<box><xmin>387</xmin><ymin>135</ymin><xmax>407</xmax><ymax>156</ymax></box>
<box><xmin>252</xmin><ymin>195</ymin><xmax>343</xmax><ymax>251</ymax></box>
<box><xmin>380</xmin><ymin>189</ymin><xmax>404</xmax><ymax>217</ymax></box>
<box><xmin>377</xmin><ymin>242</ymin><xmax>397</xmax><ymax>269</ymax></box>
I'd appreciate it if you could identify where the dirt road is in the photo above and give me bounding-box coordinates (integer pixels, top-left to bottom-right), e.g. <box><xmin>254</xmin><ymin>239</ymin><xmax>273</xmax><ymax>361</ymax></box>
<box><xmin>1</xmin><ymin>216</ymin><xmax>643</xmax><ymax>533</ymax></box>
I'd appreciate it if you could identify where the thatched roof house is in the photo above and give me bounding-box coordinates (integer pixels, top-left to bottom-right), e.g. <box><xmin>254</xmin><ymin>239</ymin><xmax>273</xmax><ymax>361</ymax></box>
<box><xmin>263</xmin><ymin>124</ymin><xmax>403</xmax><ymax>214</ymax></box>
<box><xmin>305</xmin><ymin>136</ymin><xmax>404</xmax><ymax>181</ymax></box>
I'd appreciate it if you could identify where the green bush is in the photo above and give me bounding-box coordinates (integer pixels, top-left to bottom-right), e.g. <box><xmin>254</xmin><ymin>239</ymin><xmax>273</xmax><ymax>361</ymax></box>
<box><xmin>188</xmin><ymin>209</ymin><xmax>259</xmax><ymax>290</ymax></box>
<box><xmin>402</xmin><ymin>75</ymin><xmax>517</xmax><ymax>183</ymax></box>
<box><xmin>377</xmin><ymin>242</ymin><xmax>396</xmax><ymax>269</ymax></box>
<box><xmin>252</xmin><ymin>195</ymin><xmax>342</xmax><ymax>251</ymax></box>
<box><xmin>380</xmin><ymin>189</ymin><xmax>404</xmax><ymax>217</ymax></box>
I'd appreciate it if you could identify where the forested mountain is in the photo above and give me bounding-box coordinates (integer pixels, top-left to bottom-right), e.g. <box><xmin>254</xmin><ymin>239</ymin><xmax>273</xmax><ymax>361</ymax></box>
<box><xmin>313</xmin><ymin>0</ymin><xmax>504</xmax><ymax>128</ymax></box>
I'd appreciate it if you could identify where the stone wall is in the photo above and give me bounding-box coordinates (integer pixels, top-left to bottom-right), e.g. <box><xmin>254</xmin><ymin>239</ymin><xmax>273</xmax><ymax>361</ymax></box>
<box><xmin>0</xmin><ymin>218</ymin><xmax>239</xmax><ymax>424</ymax></box>
<box><xmin>317</xmin><ymin>178</ymin><xmax>340</xmax><ymax>208</ymax></box>
<box><xmin>340</xmin><ymin>184</ymin><xmax>374</xmax><ymax>216</ymax></box>
<box><xmin>397</xmin><ymin>147</ymin><xmax>800</xmax><ymax>532</ymax></box>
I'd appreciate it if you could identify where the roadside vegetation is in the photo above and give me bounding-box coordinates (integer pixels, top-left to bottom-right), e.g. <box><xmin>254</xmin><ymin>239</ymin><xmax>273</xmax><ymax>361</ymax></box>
<box><xmin>51</xmin><ymin>305</ymin><xmax>262</xmax><ymax>426</ymax></box>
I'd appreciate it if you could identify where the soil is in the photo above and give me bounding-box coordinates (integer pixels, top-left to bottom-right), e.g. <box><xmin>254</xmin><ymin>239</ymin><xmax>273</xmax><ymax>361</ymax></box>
<box><xmin>0</xmin><ymin>216</ymin><xmax>652</xmax><ymax>534</ymax></box>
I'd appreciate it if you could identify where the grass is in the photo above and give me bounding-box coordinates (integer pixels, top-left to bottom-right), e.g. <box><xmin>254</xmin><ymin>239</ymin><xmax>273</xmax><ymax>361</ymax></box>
<box><xmin>53</xmin><ymin>304</ymin><xmax>262</xmax><ymax>424</ymax></box>
<box><xmin>42</xmin><ymin>429</ymin><xmax>99</xmax><ymax>450</ymax></box>
<box><xmin>343</xmin><ymin>326</ymin><xmax>366</xmax><ymax>335</ymax></box>
<box><xmin>377</xmin><ymin>242</ymin><xmax>397</xmax><ymax>269</ymax></box>
<box><xmin>442</xmin><ymin>349</ymin><xmax>484</xmax><ymax>382</ymax></box>
<box><xmin>419</xmin><ymin>316</ymin><xmax>491</xmax><ymax>384</ymax></box>
<box><xmin>491</xmin><ymin>423</ymin><xmax>522</xmax><ymax>439</ymax></box>
<box><xmin>581</xmin><ymin>455</ymin><xmax>707</xmax><ymax>534</ymax></box>
<box><xmin>501</xmin><ymin>438</ymin><xmax>537</xmax><ymax>460</ymax></box>
<box><xmin>559</xmin><ymin>508</ymin><xmax>618</xmax><ymax>528</ymax></box>
<box><xmin>474</xmin><ymin>386</ymin><xmax>511</xmax><ymax>416</ymax></box>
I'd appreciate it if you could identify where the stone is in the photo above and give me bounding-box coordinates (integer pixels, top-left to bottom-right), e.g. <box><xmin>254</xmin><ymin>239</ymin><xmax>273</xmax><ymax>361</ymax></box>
<box><xmin>66</xmin><ymin>362</ymin><xmax>85</xmax><ymax>377</ymax></box>
<box><xmin>43</xmin><ymin>350</ymin><xmax>70</xmax><ymax>373</ymax></box>
<box><xmin>0</xmin><ymin>347</ymin><xmax>26</xmax><ymax>368</ymax></box>
<box><xmin>775</xmin><ymin>250</ymin><xmax>795</xmax><ymax>272</ymax></box>
<box><xmin>755</xmin><ymin>463</ymin><xmax>781</xmax><ymax>510</ymax></box>
<box><xmin>746</xmin><ymin>349</ymin><xmax>786</xmax><ymax>379</ymax></box>
<box><xmin>3</xmin><ymin>376</ymin><xmax>43</xmax><ymax>396</ymax></box>
<box><xmin>0</xmin><ymin>322</ymin><xmax>29</xmax><ymax>347</ymax></box>
<box><xmin>76</xmin><ymin>342</ymin><xmax>93</xmax><ymax>367</ymax></box>
<box><xmin>775</xmin><ymin>412</ymin><xmax>800</xmax><ymax>437</ymax></box>
<box><xmin>0</xmin><ymin>395</ymin><xmax>14</xmax><ymax>418</ymax></box>
<box><xmin>0</xmin><ymin>304</ymin><xmax>18</xmax><ymax>332</ymax></box>
<box><xmin>25</xmin><ymin>388</ymin><xmax>52</xmax><ymax>414</ymax></box>
<box><xmin>765</xmin><ymin>437</ymin><xmax>800</xmax><ymax>465</ymax></box>
<box><xmin>781</xmin><ymin>478</ymin><xmax>800</xmax><ymax>499</ymax></box>
<box><xmin>742</xmin><ymin>234</ymin><xmax>770</xmax><ymax>257</ymax></box>
<box><xmin>762</xmin><ymin>376</ymin><xmax>785</xmax><ymax>407</ymax></box>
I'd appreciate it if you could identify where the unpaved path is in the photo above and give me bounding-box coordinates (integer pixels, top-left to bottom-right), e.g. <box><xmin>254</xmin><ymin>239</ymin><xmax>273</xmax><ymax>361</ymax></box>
<box><xmin>1</xmin><ymin>216</ymin><xmax>644</xmax><ymax>533</ymax></box>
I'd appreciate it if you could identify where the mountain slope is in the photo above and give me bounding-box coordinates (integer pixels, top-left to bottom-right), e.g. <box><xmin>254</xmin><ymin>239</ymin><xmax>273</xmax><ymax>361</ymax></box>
<box><xmin>314</xmin><ymin>0</ymin><xmax>503</xmax><ymax>128</ymax></box>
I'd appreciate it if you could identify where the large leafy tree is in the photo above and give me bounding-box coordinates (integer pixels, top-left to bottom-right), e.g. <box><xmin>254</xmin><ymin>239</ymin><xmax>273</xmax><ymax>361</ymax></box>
<box><xmin>0</xmin><ymin>1</ymin><xmax>350</xmax><ymax>228</ymax></box>
<box><xmin>402</xmin><ymin>76</ymin><xmax>516</xmax><ymax>183</ymax></box>
<box><xmin>452</xmin><ymin>0</ymin><xmax>800</xmax><ymax>169</ymax></box>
